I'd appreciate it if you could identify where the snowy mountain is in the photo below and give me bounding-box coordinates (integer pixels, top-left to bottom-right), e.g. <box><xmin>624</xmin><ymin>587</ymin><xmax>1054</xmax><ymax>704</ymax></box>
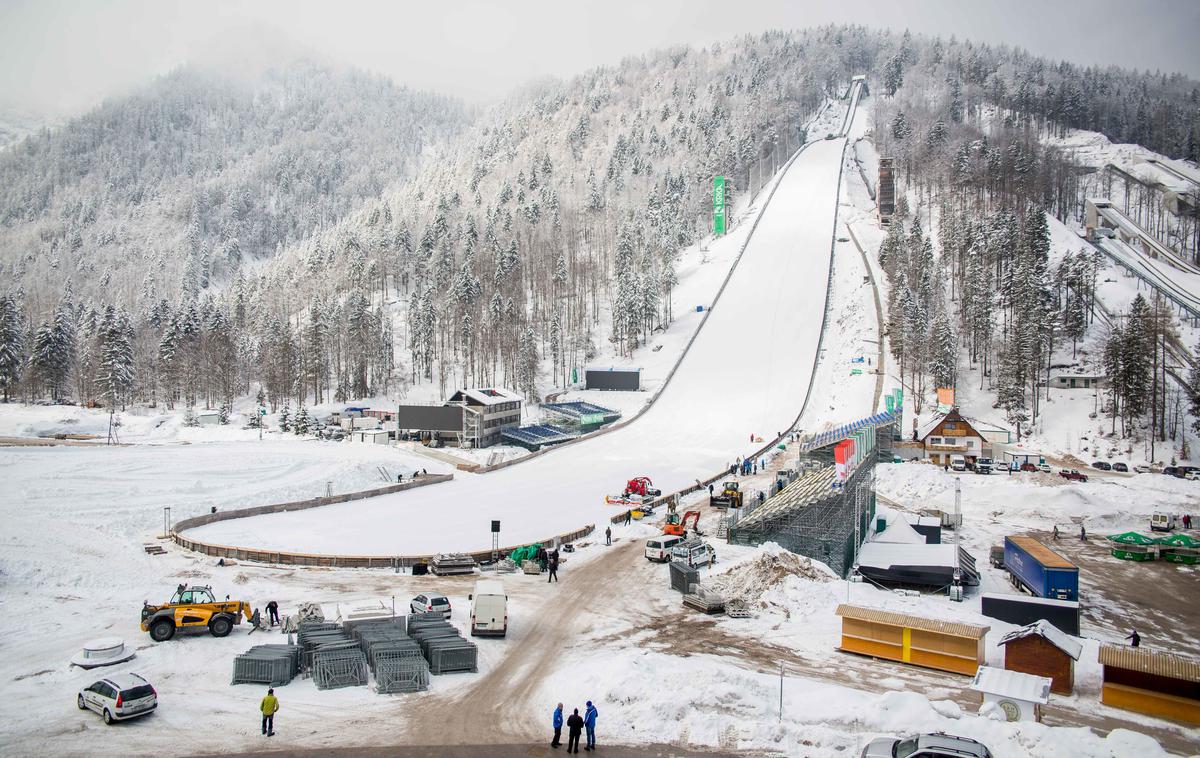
<box><xmin>0</xmin><ymin>60</ymin><xmax>469</xmax><ymax>309</ymax></box>
<box><xmin>2</xmin><ymin>25</ymin><xmax>1199</xmax><ymax>424</ymax></box>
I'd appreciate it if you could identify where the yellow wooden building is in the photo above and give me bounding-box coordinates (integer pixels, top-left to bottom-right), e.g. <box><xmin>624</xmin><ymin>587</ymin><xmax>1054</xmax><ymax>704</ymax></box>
<box><xmin>835</xmin><ymin>604</ymin><xmax>989</xmax><ymax>676</ymax></box>
<box><xmin>1099</xmin><ymin>644</ymin><xmax>1200</xmax><ymax>725</ymax></box>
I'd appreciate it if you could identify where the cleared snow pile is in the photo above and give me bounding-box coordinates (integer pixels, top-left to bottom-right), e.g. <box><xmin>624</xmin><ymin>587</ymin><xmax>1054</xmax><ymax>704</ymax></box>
<box><xmin>710</xmin><ymin>542</ymin><xmax>835</xmax><ymax>608</ymax></box>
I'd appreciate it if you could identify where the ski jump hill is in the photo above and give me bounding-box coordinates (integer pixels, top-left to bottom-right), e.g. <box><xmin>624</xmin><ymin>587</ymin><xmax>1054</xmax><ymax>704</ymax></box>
<box><xmin>183</xmin><ymin>92</ymin><xmax>861</xmax><ymax>559</ymax></box>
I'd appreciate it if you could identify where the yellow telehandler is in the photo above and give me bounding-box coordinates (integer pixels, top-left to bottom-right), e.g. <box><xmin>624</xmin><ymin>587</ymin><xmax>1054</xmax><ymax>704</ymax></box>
<box><xmin>140</xmin><ymin>584</ymin><xmax>259</xmax><ymax>642</ymax></box>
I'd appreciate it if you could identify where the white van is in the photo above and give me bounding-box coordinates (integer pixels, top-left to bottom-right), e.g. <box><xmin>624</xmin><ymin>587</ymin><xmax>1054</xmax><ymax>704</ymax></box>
<box><xmin>1150</xmin><ymin>513</ymin><xmax>1178</xmax><ymax>532</ymax></box>
<box><xmin>468</xmin><ymin>580</ymin><xmax>507</xmax><ymax>637</ymax></box>
<box><xmin>950</xmin><ymin>454</ymin><xmax>967</xmax><ymax>472</ymax></box>
<box><xmin>645</xmin><ymin>535</ymin><xmax>684</xmax><ymax>562</ymax></box>
<box><xmin>670</xmin><ymin>539</ymin><xmax>717</xmax><ymax>567</ymax></box>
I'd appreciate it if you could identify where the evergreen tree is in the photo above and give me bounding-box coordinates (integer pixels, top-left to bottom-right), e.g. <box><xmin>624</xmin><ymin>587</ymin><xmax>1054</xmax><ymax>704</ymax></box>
<box><xmin>32</xmin><ymin>303</ymin><xmax>75</xmax><ymax>402</ymax></box>
<box><xmin>278</xmin><ymin>401</ymin><xmax>291</xmax><ymax>433</ymax></box>
<box><xmin>0</xmin><ymin>294</ymin><xmax>24</xmax><ymax>400</ymax></box>
<box><xmin>929</xmin><ymin>311</ymin><xmax>956</xmax><ymax>389</ymax></box>
<box><xmin>98</xmin><ymin>305</ymin><xmax>135</xmax><ymax>410</ymax></box>
<box><xmin>293</xmin><ymin>404</ymin><xmax>311</xmax><ymax>435</ymax></box>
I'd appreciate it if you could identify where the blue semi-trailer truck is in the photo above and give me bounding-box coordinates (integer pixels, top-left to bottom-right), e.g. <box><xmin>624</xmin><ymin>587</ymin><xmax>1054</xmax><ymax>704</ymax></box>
<box><xmin>1003</xmin><ymin>536</ymin><xmax>1079</xmax><ymax>601</ymax></box>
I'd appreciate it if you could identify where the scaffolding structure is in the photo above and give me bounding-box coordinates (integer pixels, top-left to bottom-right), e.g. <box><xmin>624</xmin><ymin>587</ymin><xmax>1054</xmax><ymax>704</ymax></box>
<box><xmin>728</xmin><ymin>416</ymin><xmax>895</xmax><ymax>577</ymax></box>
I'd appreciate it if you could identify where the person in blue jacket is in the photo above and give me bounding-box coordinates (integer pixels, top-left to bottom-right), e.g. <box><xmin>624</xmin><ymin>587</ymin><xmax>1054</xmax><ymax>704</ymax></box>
<box><xmin>583</xmin><ymin>700</ymin><xmax>598</xmax><ymax>750</ymax></box>
<box><xmin>551</xmin><ymin>702</ymin><xmax>564</xmax><ymax>748</ymax></box>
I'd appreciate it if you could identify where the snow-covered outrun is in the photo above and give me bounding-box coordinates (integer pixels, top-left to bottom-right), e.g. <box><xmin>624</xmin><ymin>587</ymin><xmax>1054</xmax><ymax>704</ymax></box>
<box><xmin>2</xmin><ymin>7</ymin><xmax>1199</xmax><ymax>758</ymax></box>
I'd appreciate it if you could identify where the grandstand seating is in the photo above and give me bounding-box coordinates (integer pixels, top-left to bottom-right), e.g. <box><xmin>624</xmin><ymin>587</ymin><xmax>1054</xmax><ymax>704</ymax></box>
<box><xmin>501</xmin><ymin>424</ymin><xmax>578</xmax><ymax>449</ymax></box>
<box><xmin>541</xmin><ymin>401</ymin><xmax>621</xmax><ymax>424</ymax></box>
<box><xmin>798</xmin><ymin>411</ymin><xmax>897</xmax><ymax>453</ymax></box>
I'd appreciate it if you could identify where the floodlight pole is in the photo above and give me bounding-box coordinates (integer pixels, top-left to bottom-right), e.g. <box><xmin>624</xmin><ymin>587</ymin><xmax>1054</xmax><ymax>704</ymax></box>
<box><xmin>163</xmin><ymin>506</ymin><xmax>171</xmax><ymax>538</ymax></box>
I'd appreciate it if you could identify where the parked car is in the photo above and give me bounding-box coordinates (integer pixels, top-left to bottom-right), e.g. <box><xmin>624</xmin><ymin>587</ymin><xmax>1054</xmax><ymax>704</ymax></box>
<box><xmin>976</xmin><ymin>458</ymin><xmax>993</xmax><ymax>475</ymax></box>
<box><xmin>949</xmin><ymin>454</ymin><xmax>967</xmax><ymax>472</ymax></box>
<box><xmin>1186</xmin><ymin>471</ymin><xmax>1199</xmax><ymax>481</ymax></box>
<box><xmin>861</xmin><ymin>732</ymin><xmax>993</xmax><ymax>758</ymax></box>
<box><xmin>1059</xmin><ymin>469</ymin><xmax>1089</xmax><ymax>482</ymax></box>
<box><xmin>1179</xmin><ymin>466</ymin><xmax>1200</xmax><ymax>479</ymax></box>
<box><xmin>410</xmin><ymin>593</ymin><xmax>451</xmax><ymax>619</ymax></box>
<box><xmin>1020</xmin><ymin>462</ymin><xmax>1038</xmax><ymax>472</ymax></box>
<box><xmin>1038</xmin><ymin>463</ymin><xmax>1052</xmax><ymax>473</ymax></box>
<box><xmin>670</xmin><ymin>538</ymin><xmax>717</xmax><ymax>567</ymax></box>
<box><xmin>645</xmin><ymin>535</ymin><xmax>684</xmax><ymax>562</ymax></box>
<box><xmin>1163</xmin><ymin>466</ymin><xmax>1179</xmax><ymax>477</ymax></box>
<box><xmin>1092</xmin><ymin>461</ymin><xmax>1112</xmax><ymax>471</ymax></box>
<box><xmin>1112</xmin><ymin>462</ymin><xmax>1129</xmax><ymax>473</ymax></box>
<box><xmin>1134</xmin><ymin>464</ymin><xmax>1152</xmax><ymax>474</ymax></box>
<box><xmin>78</xmin><ymin>673</ymin><xmax>157</xmax><ymax>725</ymax></box>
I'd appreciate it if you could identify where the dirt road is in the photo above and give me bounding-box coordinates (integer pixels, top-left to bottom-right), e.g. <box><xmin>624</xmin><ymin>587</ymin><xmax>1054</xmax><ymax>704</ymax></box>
<box><xmin>402</xmin><ymin>540</ymin><xmax>651</xmax><ymax>745</ymax></box>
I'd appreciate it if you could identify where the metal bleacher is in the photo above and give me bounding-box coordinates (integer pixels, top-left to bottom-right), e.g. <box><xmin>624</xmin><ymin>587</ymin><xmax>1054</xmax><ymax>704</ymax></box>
<box><xmin>798</xmin><ymin>411</ymin><xmax>898</xmax><ymax>453</ymax></box>
<box><xmin>501</xmin><ymin>424</ymin><xmax>578</xmax><ymax>449</ymax></box>
<box><xmin>541</xmin><ymin>401</ymin><xmax>621</xmax><ymax>424</ymax></box>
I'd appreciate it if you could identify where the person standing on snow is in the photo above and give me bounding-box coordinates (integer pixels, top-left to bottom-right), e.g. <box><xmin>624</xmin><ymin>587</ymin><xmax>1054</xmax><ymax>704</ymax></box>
<box><xmin>260</xmin><ymin>687</ymin><xmax>279</xmax><ymax>736</ymax></box>
<box><xmin>551</xmin><ymin>702</ymin><xmax>564</xmax><ymax>748</ymax></box>
<box><xmin>605</xmin><ymin>526</ymin><xmax>612</xmax><ymax>546</ymax></box>
<box><xmin>624</xmin><ymin>509</ymin><xmax>631</xmax><ymax>526</ymax></box>
<box><xmin>266</xmin><ymin>600</ymin><xmax>279</xmax><ymax>627</ymax></box>
<box><xmin>548</xmin><ymin>553</ymin><xmax>559</xmax><ymax>583</ymax></box>
<box><xmin>1126</xmin><ymin>630</ymin><xmax>1141</xmax><ymax>647</ymax></box>
<box><xmin>566</xmin><ymin>708</ymin><xmax>584</xmax><ymax>753</ymax></box>
<box><xmin>583</xmin><ymin>700</ymin><xmax>599</xmax><ymax>750</ymax></box>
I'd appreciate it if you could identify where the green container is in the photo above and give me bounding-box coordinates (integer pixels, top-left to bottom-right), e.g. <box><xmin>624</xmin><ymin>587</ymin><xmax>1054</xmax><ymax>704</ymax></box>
<box><xmin>1160</xmin><ymin>548</ymin><xmax>1199</xmax><ymax>565</ymax></box>
<box><xmin>1111</xmin><ymin>547</ymin><xmax>1156</xmax><ymax>562</ymax></box>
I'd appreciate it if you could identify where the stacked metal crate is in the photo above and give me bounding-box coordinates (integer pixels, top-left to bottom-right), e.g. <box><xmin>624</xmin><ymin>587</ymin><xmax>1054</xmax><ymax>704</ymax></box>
<box><xmin>348</xmin><ymin>617</ymin><xmax>430</xmax><ymax>694</ymax></box>
<box><xmin>430</xmin><ymin>553</ymin><xmax>477</xmax><ymax>576</ymax></box>
<box><xmin>297</xmin><ymin>620</ymin><xmax>368</xmax><ymax>690</ymax></box>
<box><xmin>231</xmin><ymin>644</ymin><xmax>302</xmax><ymax>686</ymax></box>
<box><xmin>408</xmin><ymin>615</ymin><xmax>478</xmax><ymax>674</ymax></box>
<box><xmin>669</xmin><ymin>560</ymin><xmax>699</xmax><ymax>594</ymax></box>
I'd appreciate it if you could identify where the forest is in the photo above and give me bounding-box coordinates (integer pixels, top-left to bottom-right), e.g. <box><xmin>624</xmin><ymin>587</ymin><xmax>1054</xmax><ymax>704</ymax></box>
<box><xmin>1</xmin><ymin>25</ymin><xmax>1198</xmax><ymax>435</ymax></box>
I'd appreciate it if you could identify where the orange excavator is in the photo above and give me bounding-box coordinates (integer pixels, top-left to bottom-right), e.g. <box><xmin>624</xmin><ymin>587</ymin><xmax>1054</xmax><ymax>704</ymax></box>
<box><xmin>663</xmin><ymin>510</ymin><xmax>702</xmax><ymax>538</ymax></box>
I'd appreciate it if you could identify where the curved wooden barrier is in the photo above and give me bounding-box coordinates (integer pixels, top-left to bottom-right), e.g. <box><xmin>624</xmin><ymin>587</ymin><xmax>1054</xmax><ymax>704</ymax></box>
<box><xmin>170</xmin><ymin>473</ymin><xmax>593</xmax><ymax>567</ymax></box>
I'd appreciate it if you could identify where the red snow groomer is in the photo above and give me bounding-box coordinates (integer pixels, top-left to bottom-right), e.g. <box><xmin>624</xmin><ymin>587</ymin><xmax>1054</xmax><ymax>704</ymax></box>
<box><xmin>605</xmin><ymin>476</ymin><xmax>662</xmax><ymax>505</ymax></box>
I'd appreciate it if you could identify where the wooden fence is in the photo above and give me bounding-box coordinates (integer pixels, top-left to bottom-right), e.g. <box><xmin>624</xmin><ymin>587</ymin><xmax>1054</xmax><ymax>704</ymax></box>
<box><xmin>171</xmin><ymin>472</ymin><xmax>593</xmax><ymax>567</ymax></box>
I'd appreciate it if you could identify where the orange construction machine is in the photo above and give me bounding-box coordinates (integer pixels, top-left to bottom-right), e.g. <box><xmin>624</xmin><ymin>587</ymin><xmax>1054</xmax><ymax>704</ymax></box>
<box><xmin>663</xmin><ymin>510</ymin><xmax>702</xmax><ymax>538</ymax></box>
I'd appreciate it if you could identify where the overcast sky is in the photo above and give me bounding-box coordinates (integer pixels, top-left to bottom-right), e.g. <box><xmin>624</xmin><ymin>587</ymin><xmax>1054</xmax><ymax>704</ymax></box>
<box><xmin>2</xmin><ymin>0</ymin><xmax>1198</xmax><ymax>116</ymax></box>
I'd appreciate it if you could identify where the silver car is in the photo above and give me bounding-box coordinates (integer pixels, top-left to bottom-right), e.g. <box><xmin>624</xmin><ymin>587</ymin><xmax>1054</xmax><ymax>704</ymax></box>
<box><xmin>862</xmin><ymin>733</ymin><xmax>992</xmax><ymax>758</ymax></box>
<box><xmin>78</xmin><ymin>673</ymin><xmax>157</xmax><ymax>725</ymax></box>
<box><xmin>410</xmin><ymin>593</ymin><xmax>452</xmax><ymax>619</ymax></box>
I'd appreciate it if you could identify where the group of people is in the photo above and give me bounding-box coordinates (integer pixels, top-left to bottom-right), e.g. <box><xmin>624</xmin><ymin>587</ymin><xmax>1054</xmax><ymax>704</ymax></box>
<box><xmin>552</xmin><ymin>701</ymin><xmax>599</xmax><ymax>752</ymax></box>
<box><xmin>727</xmin><ymin>454</ymin><xmax>771</xmax><ymax>479</ymax></box>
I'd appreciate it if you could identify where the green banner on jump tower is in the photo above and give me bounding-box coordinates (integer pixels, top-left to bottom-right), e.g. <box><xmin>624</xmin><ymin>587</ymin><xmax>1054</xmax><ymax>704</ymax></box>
<box><xmin>713</xmin><ymin>175</ymin><xmax>726</xmax><ymax>235</ymax></box>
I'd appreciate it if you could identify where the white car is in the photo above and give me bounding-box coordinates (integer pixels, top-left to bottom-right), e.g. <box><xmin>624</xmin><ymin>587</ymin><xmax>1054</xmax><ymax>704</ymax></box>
<box><xmin>862</xmin><ymin>733</ymin><xmax>992</xmax><ymax>758</ymax></box>
<box><xmin>1038</xmin><ymin>463</ymin><xmax>1052</xmax><ymax>473</ymax></box>
<box><xmin>409</xmin><ymin>593</ymin><xmax>451</xmax><ymax>619</ymax></box>
<box><xmin>78</xmin><ymin>673</ymin><xmax>157</xmax><ymax>725</ymax></box>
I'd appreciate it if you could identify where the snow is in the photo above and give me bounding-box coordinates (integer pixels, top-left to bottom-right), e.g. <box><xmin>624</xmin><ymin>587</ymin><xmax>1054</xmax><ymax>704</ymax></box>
<box><xmin>0</xmin><ymin>94</ymin><xmax>1190</xmax><ymax>758</ymax></box>
<box><xmin>186</xmin><ymin>137</ymin><xmax>850</xmax><ymax>556</ymax></box>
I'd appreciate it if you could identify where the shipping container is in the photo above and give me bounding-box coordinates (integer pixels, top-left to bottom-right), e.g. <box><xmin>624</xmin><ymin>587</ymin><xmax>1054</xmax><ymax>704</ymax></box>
<box><xmin>1003</xmin><ymin>536</ymin><xmax>1079</xmax><ymax>601</ymax></box>
<box><xmin>980</xmin><ymin>592</ymin><xmax>1080</xmax><ymax>636</ymax></box>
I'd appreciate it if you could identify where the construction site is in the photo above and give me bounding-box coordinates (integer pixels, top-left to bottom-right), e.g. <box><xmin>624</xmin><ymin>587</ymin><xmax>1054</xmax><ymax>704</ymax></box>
<box><xmin>4</xmin><ymin>72</ymin><xmax>1200</xmax><ymax>758</ymax></box>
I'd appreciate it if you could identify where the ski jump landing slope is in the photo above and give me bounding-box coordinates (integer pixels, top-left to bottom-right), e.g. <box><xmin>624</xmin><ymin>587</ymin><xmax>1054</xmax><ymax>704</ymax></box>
<box><xmin>187</xmin><ymin>138</ymin><xmax>848</xmax><ymax>556</ymax></box>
